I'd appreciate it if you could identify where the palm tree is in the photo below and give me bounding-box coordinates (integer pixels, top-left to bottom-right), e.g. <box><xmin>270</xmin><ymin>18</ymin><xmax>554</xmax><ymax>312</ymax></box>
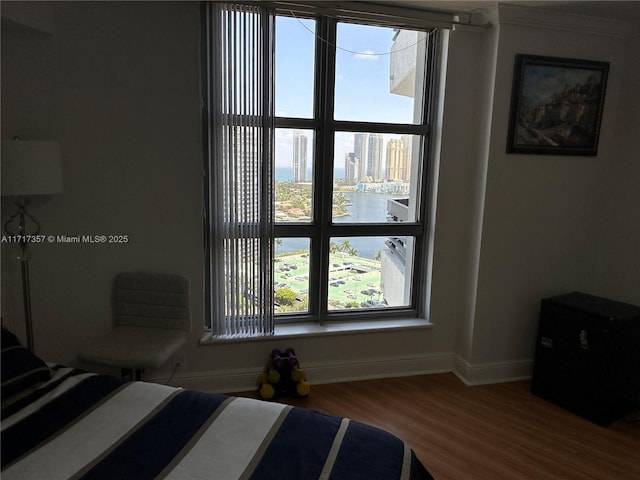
<box><xmin>275</xmin><ymin>238</ymin><xmax>283</xmax><ymax>255</ymax></box>
<box><xmin>338</xmin><ymin>239</ymin><xmax>358</xmax><ymax>257</ymax></box>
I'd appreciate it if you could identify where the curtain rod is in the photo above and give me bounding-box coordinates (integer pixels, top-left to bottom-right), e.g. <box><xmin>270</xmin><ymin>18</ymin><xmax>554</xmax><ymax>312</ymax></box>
<box><xmin>251</xmin><ymin>1</ymin><xmax>492</xmax><ymax>30</ymax></box>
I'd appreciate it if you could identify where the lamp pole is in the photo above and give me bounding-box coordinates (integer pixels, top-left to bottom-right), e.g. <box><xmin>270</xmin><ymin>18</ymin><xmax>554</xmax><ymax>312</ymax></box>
<box><xmin>20</xmin><ymin>243</ymin><xmax>34</xmax><ymax>352</ymax></box>
<box><xmin>4</xmin><ymin>197</ymin><xmax>39</xmax><ymax>352</ymax></box>
<box><xmin>2</xmin><ymin>138</ymin><xmax>63</xmax><ymax>353</ymax></box>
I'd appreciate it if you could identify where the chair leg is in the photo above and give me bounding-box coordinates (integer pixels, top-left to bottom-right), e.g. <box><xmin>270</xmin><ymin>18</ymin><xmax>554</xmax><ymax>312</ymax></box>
<box><xmin>120</xmin><ymin>368</ymin><xmax>144</xmax><ymax>381</ymax></box>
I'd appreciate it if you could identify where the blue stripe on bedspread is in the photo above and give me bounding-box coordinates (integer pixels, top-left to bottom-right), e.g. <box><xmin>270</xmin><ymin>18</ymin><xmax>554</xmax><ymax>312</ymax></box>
<box><xmin>330</xmin><ymin>420</ymin><xmax>406</xmax><ymax>480</ymax></box>
<box><xmin>248</xmin><ymin>407</ymin><xmax>342</xmax><ymax>480</ymax></box>
<box><xmin>79</xmin><ymin>390</ymin><xmax>228</xmax><ymax>480</ymax></box>
<box><xmin>1</xmin><ymin>367</ymin><xmax>86</xmax><ymax>420</ymax></box>
<box><xmin>1</xmin><ymin>375</ymin><xmax>125</xmax><ymax>468</ymax></box>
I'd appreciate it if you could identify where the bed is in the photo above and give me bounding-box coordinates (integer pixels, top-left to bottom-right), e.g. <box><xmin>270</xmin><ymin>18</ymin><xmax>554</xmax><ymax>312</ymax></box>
<box><xmin>2</xmin><ymin>326</ymin><xmax>434</xmax><ymax>479</ymax></box>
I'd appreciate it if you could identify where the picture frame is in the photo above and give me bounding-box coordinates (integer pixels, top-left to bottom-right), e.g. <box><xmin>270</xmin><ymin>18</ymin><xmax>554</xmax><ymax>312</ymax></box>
<box><xmin>506</xmin><ymin>54</ymin><xmax>609</xmax><ymax>156</ymax></box>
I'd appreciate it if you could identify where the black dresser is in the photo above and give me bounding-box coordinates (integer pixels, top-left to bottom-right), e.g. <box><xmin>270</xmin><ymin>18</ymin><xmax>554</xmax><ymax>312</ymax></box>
<box><xmin>531</xmin><ymin>292</ymin><xmax>640</xmax><ymax>424</ymax></box>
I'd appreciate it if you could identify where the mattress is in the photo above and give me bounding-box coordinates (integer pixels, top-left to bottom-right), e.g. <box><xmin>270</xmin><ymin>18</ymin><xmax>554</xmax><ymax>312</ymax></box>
<box><xmin>2</xmin><ymin>364</ymin><xmax>434</xmax><ymax>479</ymax></box>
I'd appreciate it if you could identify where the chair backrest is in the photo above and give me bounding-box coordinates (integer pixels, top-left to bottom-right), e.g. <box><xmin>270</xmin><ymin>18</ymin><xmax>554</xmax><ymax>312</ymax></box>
<box><xmin>112</xmin><ymin>272</ymin><xmax>191</xmax><ymax>331</ymax></box>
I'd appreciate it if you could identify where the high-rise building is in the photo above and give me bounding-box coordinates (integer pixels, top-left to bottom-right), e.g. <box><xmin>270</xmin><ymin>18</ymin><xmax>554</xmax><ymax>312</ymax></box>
<box><xmin>380</xmin><ymin>198</ymin><xmax>410</xmax><ymax>307</ymax></box>
<box><xmin>352</xmin><ymin>133</ymin><xmax>384</xmax><ymax>182</ymax></box>
<box><xmin>367</xmin><ymin>134</ymin><xmax>383</xmax><ymax>181</ymax></box>
<box><xmin>344</xmin><ymin>152</ymin><xmax>358</xmax><ymax>183</ymax></box>
<box><xmin>400</xmin><ymin>135</ymin><xmax>412</xmax><ymax>182</ymax></box>
<box><xmin>385</xmin><ymin>135</ymin><xmax>411</xmax><ymax>181</ymax></box>
<box><xmin>385</xmin><ymin>139</ymin><xmax>404</xmax><ymax>181</ymax></box>
<box><xmin>353</xmin><ymin>133</ymin><xmax>368</xmax><ymax>181</ymax></box>
<box><xmin>292</xmin><ymin>131</ymin><xmax>307</xmax><ymax>182</ymax></box>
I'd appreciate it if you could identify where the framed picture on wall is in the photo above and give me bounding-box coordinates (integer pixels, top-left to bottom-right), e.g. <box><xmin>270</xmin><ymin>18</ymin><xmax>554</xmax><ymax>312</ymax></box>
<box><xmin>506</xmin><ymin>54</ymin><xmax>609</xmax><ymax>156</ymax></box>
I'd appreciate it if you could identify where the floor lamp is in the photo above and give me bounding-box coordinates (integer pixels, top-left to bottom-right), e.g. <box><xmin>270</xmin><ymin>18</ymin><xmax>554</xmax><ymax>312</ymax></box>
<box><xmin>2</xmin><ymin>139</ymin><xmax>63</xmax><ymax>352</ymax></box>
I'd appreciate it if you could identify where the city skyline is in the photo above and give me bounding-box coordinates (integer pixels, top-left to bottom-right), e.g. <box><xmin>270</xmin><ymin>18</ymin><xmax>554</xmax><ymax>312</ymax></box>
<box><xmin>286</xmin><ymin>130</ymin><xmax>412</xmax><ymax>184</ymax></box>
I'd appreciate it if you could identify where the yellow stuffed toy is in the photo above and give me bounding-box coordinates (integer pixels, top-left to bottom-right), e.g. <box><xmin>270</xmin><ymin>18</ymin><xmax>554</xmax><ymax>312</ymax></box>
<box><xmin>257</xmin><ymin>348</ymin><xmax>310</xmax><ymax>400</ymax></box>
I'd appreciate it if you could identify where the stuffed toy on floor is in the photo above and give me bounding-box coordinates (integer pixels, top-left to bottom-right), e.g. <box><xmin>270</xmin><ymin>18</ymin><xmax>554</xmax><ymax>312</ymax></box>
<box><xmin>257</xmin><ymin>348</ymin><xmax>310</xmax><ymax>400</ymax></box>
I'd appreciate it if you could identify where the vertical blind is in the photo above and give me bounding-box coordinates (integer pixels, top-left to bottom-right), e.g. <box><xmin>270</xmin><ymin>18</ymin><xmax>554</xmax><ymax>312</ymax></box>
<box><xmin>207</xmin><ymin>2</ymin><xmax>275</xmax><ymax>338</ymax></box>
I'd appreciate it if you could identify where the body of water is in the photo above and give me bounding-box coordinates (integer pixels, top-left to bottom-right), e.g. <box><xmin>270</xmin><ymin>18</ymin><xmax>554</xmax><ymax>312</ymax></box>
<box><xmin>279</xmin><ymin>191</ymin><xmax>397</xmax><ymax>259</ymax></box>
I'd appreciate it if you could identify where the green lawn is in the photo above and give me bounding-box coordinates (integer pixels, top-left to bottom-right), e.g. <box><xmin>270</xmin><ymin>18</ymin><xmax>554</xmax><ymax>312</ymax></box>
<box><xmin>274</xmin><ymin>252</ymin><xmax>384</xmax><ymax>311</ymax></box>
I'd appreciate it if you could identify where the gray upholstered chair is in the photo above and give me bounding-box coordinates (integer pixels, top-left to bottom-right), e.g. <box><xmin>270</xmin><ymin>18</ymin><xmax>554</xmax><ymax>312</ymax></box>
<box><xmin>78</xmin><ymin>272</ymin><xmax>191</xmax><ymax>381</ymax></box>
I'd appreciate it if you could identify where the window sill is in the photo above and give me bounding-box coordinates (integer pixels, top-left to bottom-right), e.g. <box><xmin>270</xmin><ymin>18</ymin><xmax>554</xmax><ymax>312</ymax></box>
<box><xmin>200</xmin><ymin>318</ymin><xmax>432</xmax><ymax>345</ymax></box>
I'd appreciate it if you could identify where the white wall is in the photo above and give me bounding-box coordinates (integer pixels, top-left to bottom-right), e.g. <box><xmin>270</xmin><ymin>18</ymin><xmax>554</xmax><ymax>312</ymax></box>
<box><xmin>435</xmin><ymin>24</ymin><xmax>500</xmax><ymax>364</ymax></box>
<box><xmin>2</xmin><ymin>1</ymin><xmax>204</xmax><ymax>362</ymax></box>
<box><xmin>467</xmin><ymin>6</ymin><xmax>638</xmax><ymax>370</ymax></box>
<box><xmin>2</xmin><ymin>1</ymin><xmax>638</xmax><ymax>390</ymax></box>
<box><xmin>591</xmin><ymin>30</ymin><xmax>640</xmax><ymax>305</ymax></box>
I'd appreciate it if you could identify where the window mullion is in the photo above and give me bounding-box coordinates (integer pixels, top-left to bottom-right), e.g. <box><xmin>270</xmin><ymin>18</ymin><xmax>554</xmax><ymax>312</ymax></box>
<box><xmin>309</xmin><ymin>15</ymin><xmax>336</xmax><ymax>322</ymax></box>
<box><xmin>413</xmin><ymin>31</ymin><xmax>439</xmax><ymax>318</ymax></box>
<box><xmin>327</xmin><ymin>223</ymin><xmax>423</xmax><ymax>237</ymax></box>
<box><xmin>275</xmin><ymin>117</ymin><xmax>319</xmax><ymax>130</ymax></box>
<box><xmin>332</xmin><ymin>121</ymin><xmax>429</xmax><ymax>136</ymax></box>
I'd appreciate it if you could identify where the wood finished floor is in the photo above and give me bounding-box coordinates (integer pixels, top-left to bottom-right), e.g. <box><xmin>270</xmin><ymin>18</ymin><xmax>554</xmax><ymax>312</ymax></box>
<box><xmin>234</xmin><ymin>373</ymin><xmax>640</xmax><ymax>480</ymax></box>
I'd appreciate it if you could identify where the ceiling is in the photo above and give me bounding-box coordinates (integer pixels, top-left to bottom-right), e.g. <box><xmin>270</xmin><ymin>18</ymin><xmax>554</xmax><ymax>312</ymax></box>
<box><xmin>388</xmin><ymin>1</ymin><xmax>640</xmax><ymax>22</ymax></box>
<box><xmin>515</xmin><ymin>1</ymin><xmax>640</xmax><ymax>21</ymax></box>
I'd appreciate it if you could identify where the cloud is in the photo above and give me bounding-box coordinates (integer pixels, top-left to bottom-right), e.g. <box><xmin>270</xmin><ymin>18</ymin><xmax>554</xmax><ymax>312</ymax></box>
<box><xmin>353</xmin><ymin>49</ymin><xmax>379</xmax><ymax>60</ymax></box>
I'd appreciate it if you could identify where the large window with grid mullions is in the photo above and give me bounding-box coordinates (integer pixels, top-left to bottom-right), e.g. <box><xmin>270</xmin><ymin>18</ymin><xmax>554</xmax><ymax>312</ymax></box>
<box><xmin>204</xmin><ymin>3</ymin><xmax>441</xmax><ymax>338</ymax></box>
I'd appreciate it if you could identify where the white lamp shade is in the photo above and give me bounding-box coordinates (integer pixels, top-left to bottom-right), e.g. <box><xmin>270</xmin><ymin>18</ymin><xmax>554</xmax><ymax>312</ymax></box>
<box><xmin>1</xmin><ymin>140</ymin><xmax>63</xmax><ymax>196</ymax></box>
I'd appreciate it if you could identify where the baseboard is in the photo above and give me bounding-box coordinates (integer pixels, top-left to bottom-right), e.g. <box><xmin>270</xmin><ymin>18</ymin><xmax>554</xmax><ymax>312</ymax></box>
<box><xmin>155</xmin><ymin>352</ymin><xmax>454</xmax><ymax>394</ymax></box>
<box><xmin>452</xmin><ymin>355</ymin><xmax>533</xmax><ymax>386</ymax></box>
<box><xmin>149</xmin><ymin>353</ymin><xmax>532</xmax><ymax>392</ymax></box>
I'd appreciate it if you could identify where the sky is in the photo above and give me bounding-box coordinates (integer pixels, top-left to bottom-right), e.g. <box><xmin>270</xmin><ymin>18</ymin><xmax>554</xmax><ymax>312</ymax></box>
<box><xmin>274</xmin><ymin>16</ymin><xmax>418</xmax><ymax>170</ymax></box>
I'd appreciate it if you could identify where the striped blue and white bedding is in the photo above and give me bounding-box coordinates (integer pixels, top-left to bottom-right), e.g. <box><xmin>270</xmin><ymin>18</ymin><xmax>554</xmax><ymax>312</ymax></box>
<box><xmin>2</xmin><ymin>366</ymin><xmax>433</xmax><ymax>480</ymax></box>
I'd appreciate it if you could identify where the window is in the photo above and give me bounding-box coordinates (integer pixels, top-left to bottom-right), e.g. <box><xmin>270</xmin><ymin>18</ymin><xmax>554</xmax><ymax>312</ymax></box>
<box><xmin>204</xmin><ymin>2</ymin><xmax>445</xmax><ymax>338</ymax></box>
